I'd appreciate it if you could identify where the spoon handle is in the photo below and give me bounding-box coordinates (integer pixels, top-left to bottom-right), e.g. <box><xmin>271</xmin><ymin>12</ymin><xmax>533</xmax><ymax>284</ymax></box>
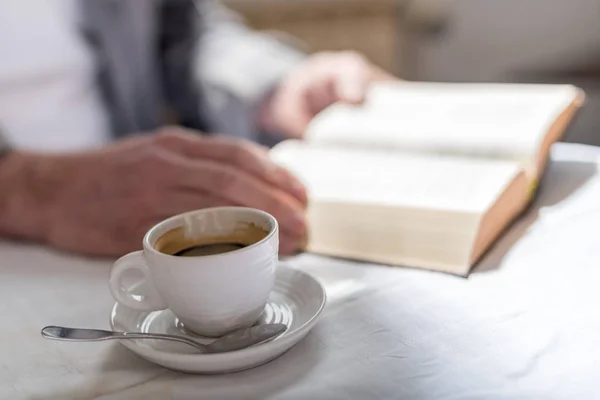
<box><xmin>41</xmin><ymin>326</ymin><xmax>207</xmax><ymax>351</ymax></box>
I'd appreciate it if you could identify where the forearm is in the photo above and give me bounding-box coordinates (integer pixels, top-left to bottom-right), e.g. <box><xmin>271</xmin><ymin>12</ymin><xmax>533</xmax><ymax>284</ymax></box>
<box><xmin>0</xmin><ymin>152</ymin><xmax>55</xmax><ymax>242</ymax></box>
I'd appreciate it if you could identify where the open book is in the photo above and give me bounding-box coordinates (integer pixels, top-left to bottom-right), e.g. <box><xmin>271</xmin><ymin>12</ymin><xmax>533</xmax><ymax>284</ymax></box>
<box><xmin>270</xmin><ymin>82</ymin><xmax>584</xmax><ymax>275</ymax></box>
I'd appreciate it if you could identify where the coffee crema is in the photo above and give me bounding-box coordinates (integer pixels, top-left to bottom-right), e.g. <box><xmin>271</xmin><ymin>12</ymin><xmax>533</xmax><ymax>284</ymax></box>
<box><xmin>154</xmin><ymin>222</ymin><xmax>270</xmax><ymax>257</ymax></box>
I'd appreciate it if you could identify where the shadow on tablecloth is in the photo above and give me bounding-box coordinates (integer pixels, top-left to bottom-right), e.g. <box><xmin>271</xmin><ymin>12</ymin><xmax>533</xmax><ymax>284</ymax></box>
<box><xmin>474</xmin><ymin>158</ymin><xmax>597</xmax><ymax>274</ymax></box>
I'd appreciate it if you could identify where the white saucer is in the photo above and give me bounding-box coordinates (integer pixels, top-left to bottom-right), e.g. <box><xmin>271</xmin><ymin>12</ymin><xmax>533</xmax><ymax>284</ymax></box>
<box><xmin>109</xmin><ymin>265</ymin><xmax>326</xmax><ymax>374</ymax></box>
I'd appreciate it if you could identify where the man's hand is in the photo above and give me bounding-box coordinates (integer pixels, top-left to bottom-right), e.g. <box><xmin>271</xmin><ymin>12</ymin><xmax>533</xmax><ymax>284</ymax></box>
<box><xmin>0</xmin><ymin>128</ymin><xmax>307</xmax><ymax>256</ymax></box>
<box><xmin>260</xmin><ymin>51</ymin><xmax>395</xmax><ymax>138</ymax></box>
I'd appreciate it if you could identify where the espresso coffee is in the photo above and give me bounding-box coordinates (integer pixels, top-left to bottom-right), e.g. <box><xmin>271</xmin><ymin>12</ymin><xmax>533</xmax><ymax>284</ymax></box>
<box><xmin>154</xmin><ymin>222</ymin><xmax>270</xmax><ymax>257</ymax></box>
<box><xmin>173</xmin><ymin>242</ymin><xmax>247</xmax><ymax>257</ymax></box>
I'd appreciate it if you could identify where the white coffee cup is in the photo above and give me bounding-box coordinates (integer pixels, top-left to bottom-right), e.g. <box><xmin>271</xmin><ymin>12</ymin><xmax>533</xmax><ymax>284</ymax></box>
<box><xmin>109</xmin><ymin>207</ymin><xmax>279</xmax><ymax>337</ymax></box>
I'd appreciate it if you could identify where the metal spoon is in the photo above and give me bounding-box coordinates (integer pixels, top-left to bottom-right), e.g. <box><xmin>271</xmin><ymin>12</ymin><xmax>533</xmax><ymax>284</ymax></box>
<box><xmin>41</xmin><ymin>323</ymin><xmax>287</xmax><ymax>353</ymax></box>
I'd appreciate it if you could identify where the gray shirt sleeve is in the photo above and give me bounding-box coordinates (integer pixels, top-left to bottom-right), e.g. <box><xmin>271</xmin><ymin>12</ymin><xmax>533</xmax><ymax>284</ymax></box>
<box><xmin>0</xmin><ymin>130</ymin><xmax>12</xmax><ymax>157</ymax></box>
<box><xmin>192</xmin><ymin>0</ymin><xmax>306</xmax><ymax>145</ymax></box>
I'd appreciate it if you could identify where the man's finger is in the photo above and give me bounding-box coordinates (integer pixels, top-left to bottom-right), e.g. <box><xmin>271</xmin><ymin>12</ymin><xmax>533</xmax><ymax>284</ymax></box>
<box><xmin>170</xmin><ymin>156</ymin><xmax>307</xmax><ymax>239</ymax></box>
<box><xmin>332</xmin><ymin>53</ymin><xmax>373</xmax><ymax>105</ymax></box>
<box><xmin>279</xmin><ymin>231</ymin><xmax>304</xmax><ymax>255</ymax></box>
<box><xmin>154</xmin><ymin>129</ymin><xmax>307</xmax><ymax>205</ymax></box>
<box><xmin>153</xmin><ymin>187</ymin><xmax>236</xmax><ymax>219</ymax></box>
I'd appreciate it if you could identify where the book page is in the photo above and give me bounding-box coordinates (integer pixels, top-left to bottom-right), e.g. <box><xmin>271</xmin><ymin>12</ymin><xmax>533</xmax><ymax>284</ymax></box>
<box><xmin>271</xmin><ymin>141</ymin><xmax>522</xmax><ymax>214</ymax></box>
<box><xmin>306</xmin><ymin>82</ymin><xmax>581</xmax><ymax>165</ymax></box>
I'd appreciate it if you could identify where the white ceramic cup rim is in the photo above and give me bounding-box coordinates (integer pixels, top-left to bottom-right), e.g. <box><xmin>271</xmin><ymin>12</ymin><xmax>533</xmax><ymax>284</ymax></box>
<box><xmin>142</xmin><ymin>207</ymin><xmax>279</xmax><ymax>260</ymax></box>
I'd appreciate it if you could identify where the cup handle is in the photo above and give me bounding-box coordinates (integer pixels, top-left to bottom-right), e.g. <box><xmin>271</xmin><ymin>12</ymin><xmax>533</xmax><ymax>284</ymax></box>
<box><xmin>109</xmin><ymin>251</ymin><xmax>168</xmax><ymax>311</ymax></box>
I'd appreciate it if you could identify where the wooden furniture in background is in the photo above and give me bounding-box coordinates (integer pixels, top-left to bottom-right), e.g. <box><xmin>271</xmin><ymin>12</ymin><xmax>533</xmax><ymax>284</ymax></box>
<box><xmin>222</xmin><ymin>0</ymin><xmax>447</xmax><ymax>76</ymax></box>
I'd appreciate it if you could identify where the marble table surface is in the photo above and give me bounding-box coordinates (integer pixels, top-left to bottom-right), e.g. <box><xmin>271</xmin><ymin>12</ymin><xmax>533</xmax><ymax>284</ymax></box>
<box><xmin>2</xmin><ymin>143</ymin><xmax>600</xmax><ymax>400</ymax></box>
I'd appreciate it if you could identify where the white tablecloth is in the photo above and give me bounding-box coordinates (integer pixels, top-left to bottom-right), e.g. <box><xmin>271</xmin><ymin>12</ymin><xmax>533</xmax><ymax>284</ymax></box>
<box><xmin>2</xmin><ymin>143</ymin><xmax>600</xmax><ymax>400</ymax></box>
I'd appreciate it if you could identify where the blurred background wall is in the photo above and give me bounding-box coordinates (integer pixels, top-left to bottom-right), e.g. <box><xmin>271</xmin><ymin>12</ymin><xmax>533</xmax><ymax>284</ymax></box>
<box><xmin>223</xmin><ymin>0</ymin><xmax>600</xmax><ymax>146</ymax></box>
